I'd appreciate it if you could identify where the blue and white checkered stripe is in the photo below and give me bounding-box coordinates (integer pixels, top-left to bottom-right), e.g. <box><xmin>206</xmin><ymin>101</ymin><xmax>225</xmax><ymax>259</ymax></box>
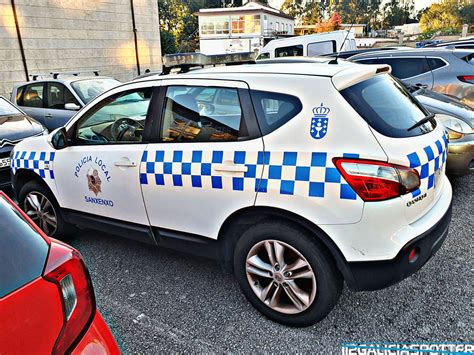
<box><xmin>406</xmin><ymin>134</ymin><xmax>448</xmax><ymax>197</ymax></box>
<box><xmin>140</xmin><ymin>150</ymin><xmax>359</xmax><ymax>200</ymax></box>
<box><xmin>11</xmin><ymin>151</ymin><xmax>55</xmax><ymax>179</ymax></box>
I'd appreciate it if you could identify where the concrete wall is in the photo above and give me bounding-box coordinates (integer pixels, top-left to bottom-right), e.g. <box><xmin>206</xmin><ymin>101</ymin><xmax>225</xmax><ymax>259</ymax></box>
<box><xmin>0</xmin><ymin>0</ymin><xmax>161</xmax><ymax>98</ymax></box>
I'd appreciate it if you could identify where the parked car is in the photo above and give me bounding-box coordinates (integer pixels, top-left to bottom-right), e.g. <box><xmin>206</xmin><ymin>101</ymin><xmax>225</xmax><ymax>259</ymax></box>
<box><xmin>322</xmin><ymin>46</ymin><xmax>403</xmax><ymax>59</ymax></box>
<box><xmin>0</xmin><ymin>96</ymin><xmax>46</xmax><ymax>189</ymax></box>
<box><xmin>424</xmin><ymin>39</ymin><xmax>474</xmax><ymax>50</ymax></box>
<box><xmin>405</xmin><ymin>84</ymin><xmax>474</xmax><ymax>175</ymax></box>
<box><xmin>257</xmin><ymin>30</ymin><xmax>357</xmax><ymax>60</ymax></box>
<box><xmin>10</xmin><ymin>72</ymin><xmax>120</xmax><ymax>131</ymax></box>
<box><xmin>11</xmin><ymin>56</ymin><xmax>452</xmax><ymax>327</ymax></box>
<box><xmin>348</xmin><ymin>48</ymin><xmax>474</xmax><ymax>108</ymax></box>
<box><xmin>416</xmin><ymin>39</ymin><xmax>443</xmax><ymax>48</ymax></box>
<box><xmin>0</xmin><ymin>191</ymin><xmax>120</xmax><ymax>354</ymax></box>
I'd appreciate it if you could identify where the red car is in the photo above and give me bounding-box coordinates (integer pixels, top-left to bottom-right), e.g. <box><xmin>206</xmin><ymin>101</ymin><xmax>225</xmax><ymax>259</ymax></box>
<box><xmin>0</xmin><ymin>191</ymin><xmax>120</xmax><ymax>354</ymax></box>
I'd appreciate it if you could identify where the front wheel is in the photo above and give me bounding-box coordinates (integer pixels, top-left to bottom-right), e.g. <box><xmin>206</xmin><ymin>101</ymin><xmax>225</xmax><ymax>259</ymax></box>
<box><xmin>18</xmin><ymin>180</ymin><xmax>75</xmax><ymax>240</ymax></box>
<box><xmin>233</xmin><ymin>222</ymin><xmax>342</xmax><ymax>327</ymax></box>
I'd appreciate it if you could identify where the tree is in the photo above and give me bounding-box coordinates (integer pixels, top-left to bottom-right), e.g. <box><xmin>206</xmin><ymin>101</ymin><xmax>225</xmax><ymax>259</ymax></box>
<box><xmin>316</xmin><ymin>11</ymin><xmax>342</xmax><ymax>33</ymax></box>
<box><xmin>302</xmin><ymin>1</ymin><xmax>322</xmax><ymax>26</ymax></box>
<box><xmin>382</xmin><ymin>0</ymin><xmax>416</xmax><ymax>27</ymax></box>
<box><xmin>160</xmin><ymin>30</ymin><xmax>177</xmax><ymax>55</ymax></box>
<box><xmin>280</xmin><ymin>0</ymin><xmax>304</xmax><ymax>21</ymax></box>
<box><xmin>419</xmin><ymin>0</ymin><xmax>463</xmax><ymax>33</ymax></box>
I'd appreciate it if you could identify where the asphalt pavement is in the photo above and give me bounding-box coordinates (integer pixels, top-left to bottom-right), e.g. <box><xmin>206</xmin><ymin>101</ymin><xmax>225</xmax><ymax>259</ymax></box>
<box><xmin>68</xmin><ymin>174</ymin><xmax>473</xmax><ymax>353</ymax></box>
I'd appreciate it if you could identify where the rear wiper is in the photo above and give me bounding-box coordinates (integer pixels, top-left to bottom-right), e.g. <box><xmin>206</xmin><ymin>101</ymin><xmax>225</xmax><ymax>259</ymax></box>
<box><xmin>407</xmin><ymin>113</ymin><xmax>435</xmax><ymax>131</ymax></box>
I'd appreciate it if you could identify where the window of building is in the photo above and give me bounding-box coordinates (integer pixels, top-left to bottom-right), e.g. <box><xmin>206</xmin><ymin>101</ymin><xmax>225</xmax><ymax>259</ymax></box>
<box><xmin>161</xmin><ymin>86</ymin><xmax>247</xmax><ymax>142</ymax></box>
<box><xmin>200</xmin><ymin>16</ymin><xmax>230</xmax><ymax>35</ymax></box>
<box><xmin>275</xmin><ymin>45</ymin><xmax>303</xmax><ymax>57</ymax></box>
<box><xmin>231</xmin><ymin>14</ymin><xmax>260</xmax><ymax>34</ymax></box>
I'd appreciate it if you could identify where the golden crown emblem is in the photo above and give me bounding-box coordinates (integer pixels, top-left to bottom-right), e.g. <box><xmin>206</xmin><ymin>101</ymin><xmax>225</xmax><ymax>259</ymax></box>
<box><xmin>312</xmin><ymin>103</ymin><xmax>330</xmax><ymax>116</ymax></box>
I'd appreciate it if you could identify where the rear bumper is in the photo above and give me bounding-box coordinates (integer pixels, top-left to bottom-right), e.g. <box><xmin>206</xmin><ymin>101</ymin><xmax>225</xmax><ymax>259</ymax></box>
<box><xmin>72</xmin><ymin>311</ymin><xmax>120</xmax><ymax>355</ymax></box>
<box><xmin>446</xmin><ymin>134</ymin><xmax>474</xmax><ymax>176</ymax></box>
<box><xmin>346</xmin><ymin>201</ymin><xmax>452</xmax><ymax>291</ymax></box>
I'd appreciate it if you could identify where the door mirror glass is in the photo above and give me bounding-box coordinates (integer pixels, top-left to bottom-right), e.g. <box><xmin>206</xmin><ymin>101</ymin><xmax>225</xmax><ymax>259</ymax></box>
<box><xmin>50</xmin><ymin>127</ymin><xmax>68</xmax><ymax>150</ymax></box>
<box><xmin>65</xmin><ymin>103</ymin><xmax>81</xmax><ymax>111</ymax></box>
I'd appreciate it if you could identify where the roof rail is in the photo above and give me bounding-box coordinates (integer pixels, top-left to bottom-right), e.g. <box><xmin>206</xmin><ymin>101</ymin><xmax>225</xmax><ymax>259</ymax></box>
<box><xmin>30</xmin><ymin>70</ymin><xmax>100</xmax><ymax>81</ymax></box>
<box><xmin>161</xmin><ymin>52</ymin><xmax>256</xmax><ymax>75</ymax></box>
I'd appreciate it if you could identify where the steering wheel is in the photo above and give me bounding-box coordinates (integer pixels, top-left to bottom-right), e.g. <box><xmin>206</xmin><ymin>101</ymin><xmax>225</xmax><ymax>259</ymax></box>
<box><xmin>111</xmin><ymin>117</ymin><xmax>143</xmax><ymax>141</ymax></box>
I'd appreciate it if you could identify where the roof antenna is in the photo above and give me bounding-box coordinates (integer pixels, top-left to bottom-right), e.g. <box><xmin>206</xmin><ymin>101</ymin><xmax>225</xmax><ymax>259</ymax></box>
<box><xmin>329</xmin><ymin>18</ymin><xmax>355</xmax><ymax>64</ymax></box>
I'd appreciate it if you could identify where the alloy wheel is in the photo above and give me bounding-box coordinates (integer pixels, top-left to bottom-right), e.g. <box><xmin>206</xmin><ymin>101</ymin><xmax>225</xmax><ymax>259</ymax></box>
<box><xmin>24</xmin><ymin>191</ymin><xmax>58</xmax><ymax>236</ymax></box>
<box><xmin>245</xmin><ymin>239</ymin><xmax>317</xmax><ymax>314</ymax></box>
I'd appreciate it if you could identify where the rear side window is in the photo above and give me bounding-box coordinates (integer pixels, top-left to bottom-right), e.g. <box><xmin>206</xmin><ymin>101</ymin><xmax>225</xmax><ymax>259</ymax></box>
<box><xmin>464</xmin><ymin>54</ymin><xmax>474</xmax><ymax>65</ymax></box>
<box><xmin>250</xmin><ymin>90</ymin><xmax>302</xmax><ymax>135</ymax></box>
<box><xmin>0</xmin><ymin>196</ymin><xmax>49</xmax><ymax>298</ymax></box>
<box><xmin>19</xmin><ymin>83</ymin><xmax>44</xmax><ymax>108</ymax></box>
<box><xmin>307</xmin><ymin>40</ymin><xmax>336</xmax><ymax>56</ymax></box>
<box><xmin>341</xmin><ymin>75</ymin><xmax>435</xmax><ymax>138</ymax></box>
<box><xmin>257</xmin><ymin>52</ymin><xmax>270</xmax><ymax>60</ymax></box>
<box><xmin>356</xmin><ymin>58</ymin><xmax>431</xmax><ymax>79</ymax></box>
<box><xmin>427</xmin><ymin>57</ymin><xmax>447</xmax><ymax>71</ymax></box>
<box><xmin>275</xmin><ymin>45</ymin><xmax>303</xmax><ymax>57</ymax></box>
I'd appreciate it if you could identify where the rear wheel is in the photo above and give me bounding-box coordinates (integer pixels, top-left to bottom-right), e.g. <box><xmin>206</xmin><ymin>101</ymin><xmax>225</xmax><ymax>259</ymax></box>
<box><xmin>18</xmin><ymin>180</ymin><xmax>75</xmax><ymax>240</ymax></box>
<box><xmin>233</xmin><ymin>221</ymin><xmax>342</xmax><ymax>327</ymax></box>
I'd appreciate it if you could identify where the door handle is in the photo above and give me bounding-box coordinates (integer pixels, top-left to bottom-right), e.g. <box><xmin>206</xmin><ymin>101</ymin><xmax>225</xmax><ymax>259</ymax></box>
<box><xmin>114</xmin><ymin>159</ymin><xmax>136</xmax><ymax>167</ymax></box>
<box><xmin>214</xmin><ymin>164</ymin><xmax>248</xmax><ymax>173</ymax></box>
<box><xmin>45</xmin><ymin>113</ymin><xmax>52</xmax><ymax>118</ymax></box>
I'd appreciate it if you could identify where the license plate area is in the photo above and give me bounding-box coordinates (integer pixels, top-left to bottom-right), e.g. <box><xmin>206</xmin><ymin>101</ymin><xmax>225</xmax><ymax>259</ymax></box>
<box><xmin>0</xmin><ymin>157</ymin><xmax>11</xmax><ymax>168</ymax></box>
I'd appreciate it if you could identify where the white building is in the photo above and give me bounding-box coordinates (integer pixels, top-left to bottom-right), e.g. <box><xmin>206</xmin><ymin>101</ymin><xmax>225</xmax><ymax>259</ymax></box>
<box><xmin>197</xmin><ymin>1</ymin><xmax>295</xmax><ymax>55</ymax></box>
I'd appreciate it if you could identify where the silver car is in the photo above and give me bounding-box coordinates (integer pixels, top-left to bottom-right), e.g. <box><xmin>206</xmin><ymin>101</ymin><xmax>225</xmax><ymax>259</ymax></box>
<box><xmin>349</xmin><ymin>48</ymin><xmax>474</xmax><ymax>108</ymax></box>
<box><xmin>10</xmin><ymin>73</ymin><xmax>120</xmax><ymax>130</ymax></box>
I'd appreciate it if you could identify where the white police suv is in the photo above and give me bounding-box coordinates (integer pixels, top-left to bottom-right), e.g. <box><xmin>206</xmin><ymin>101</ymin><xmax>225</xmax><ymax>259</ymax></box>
<box><xmin>10</xmin><ymin>55</ymin><xmax>452</xmax><ymax>326</ymax></box>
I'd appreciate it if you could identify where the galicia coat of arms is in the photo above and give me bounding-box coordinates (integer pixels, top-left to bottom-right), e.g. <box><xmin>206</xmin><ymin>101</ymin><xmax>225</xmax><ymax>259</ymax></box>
<box><xmin>310</xmin><ymin>103</ymin><xmax>330</xmax><ymax>140</ymax></box>
<box><xmin>87</xmin><ymin>168</ymin><xmax>102</xmax><ymax>196</ymax></box>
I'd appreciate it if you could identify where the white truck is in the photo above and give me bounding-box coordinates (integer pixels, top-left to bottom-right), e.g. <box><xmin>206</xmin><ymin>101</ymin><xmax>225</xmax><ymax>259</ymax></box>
<box><xmin>257</xmin><ymin>30</ymin><xmax>357</xmax><ymax>59</ymax></box>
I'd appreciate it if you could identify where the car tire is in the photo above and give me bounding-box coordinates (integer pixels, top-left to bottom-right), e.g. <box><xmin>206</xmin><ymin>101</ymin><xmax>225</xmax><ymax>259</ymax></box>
<box><xmin>233</xmin><ymin>221</ymin><xmax>342</xmax><ymax>327</ymax></box>
<box><xmin>18</xmin><ymin>180</ymin><xmax>75</xmax><ymax>240</ymax></box>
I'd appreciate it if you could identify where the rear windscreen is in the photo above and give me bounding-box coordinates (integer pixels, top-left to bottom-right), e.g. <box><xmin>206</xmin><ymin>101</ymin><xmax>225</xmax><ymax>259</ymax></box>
<box><xmin>0</xmin><ymin>196</ymin><xmax>48</xmax><ymax>298</ymax></box>
<box><xmin>341</xmin><ymin>74</ymin><xmax>436</xmax><ymax>138</ymax></box>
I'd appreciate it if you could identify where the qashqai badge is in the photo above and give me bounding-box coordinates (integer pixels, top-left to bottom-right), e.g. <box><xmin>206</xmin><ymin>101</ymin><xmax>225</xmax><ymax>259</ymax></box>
<box><xmin>310</xmin><ymin>103</ymin><xmax>330</xmax><ymax>140</ymax></box>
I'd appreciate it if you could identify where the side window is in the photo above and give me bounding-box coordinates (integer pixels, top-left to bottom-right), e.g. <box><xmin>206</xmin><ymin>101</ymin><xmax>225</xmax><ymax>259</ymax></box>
<box><xmin>426</xmin><ymin>57</ymin><xmax>447</xmax><ymax>71</ymax></box>
<box><xmin>381</xmin><ymin>58</ymin><xmax>431</xmax><ymax>79</ymax></box>
<box><xmin>250</xmin><ymin>90</ymin><xmax>302</xmax><ymax>135</ymax></box>
<box><xmin>160</xmin><ymin>86</ymin><xmax>246</xmax><ymax>142</ymax></box>
<box><xmin>76</xmin><ymin>88</ymin><xmax>152</xmax><ymax>144</ymax></box>
<box><xmin>257</xmin><ymin>52</ymin><xmax>270</xmax><ymax>60</ymax></box>
<box><xmin>307</xmin><ymin>40</ymin><xmax>336</xmax><ymax>56</ymax></box>
<box><xmin>47</xmin><ymin>83</ymin><xmax>80</xmax><ymax>109</ymax></box>
<box><xmin>21</xmin><ymin>83</ymin><xmax>44</xmax><ymax>108</ymax></box>
<box><xmin>275</xmin><ymin>45</ymin><xmax>303</xmax><ymax>57</ymax></box>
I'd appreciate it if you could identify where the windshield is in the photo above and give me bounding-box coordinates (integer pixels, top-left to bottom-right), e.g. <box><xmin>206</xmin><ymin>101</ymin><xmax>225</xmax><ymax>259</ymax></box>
<box><xmin>71</xmin><ymin>78</ymin><xmax>120</xmax><ymax>104</ymax></box>
<box><xmin>0</xmin><ymin>195</ymin><xmax>49</xmax><ymax>298</ymax></box>
<box><xmin>0</xmin><ymin>97</ymin><xmax>22</xmax><ymax>116</ymax></box>
<box><xmin>341</xmin><ymin>74</ymin><xmax>435</xmax><ymax>138</ymax></box>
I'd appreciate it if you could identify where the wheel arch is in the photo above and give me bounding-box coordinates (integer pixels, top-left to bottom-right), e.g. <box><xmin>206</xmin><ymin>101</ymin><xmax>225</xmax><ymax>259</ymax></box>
<box><xmin>217</xmin><ymin>206</ymin><xmax>356</xmax><ymax>286</ymax></box>
<box><xmin>13</xmin><ymin>169</ymin><xmax>53</xmax><ymax>200</ymax></box>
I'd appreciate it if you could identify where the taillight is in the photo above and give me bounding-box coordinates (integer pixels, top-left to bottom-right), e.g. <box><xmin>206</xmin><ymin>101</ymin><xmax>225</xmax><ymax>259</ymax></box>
<box><xmin>458</xmin><ymin>75</ymin><xmax>474</xmax><ymax>84</ymax></box>
<box><xmin>43</xmin><ymin>241</ymin><xmax>96</xmax><ymax>355</ymax></box>
<box><xmin>333</xmin><ymin>158</ymin><xmax>420</xmax><ymax>201</ymax></box>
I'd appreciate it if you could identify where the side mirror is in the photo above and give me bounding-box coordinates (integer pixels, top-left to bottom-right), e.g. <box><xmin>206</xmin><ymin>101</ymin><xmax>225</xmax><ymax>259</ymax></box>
<box><xmin>49</xmin><ymin>127</ymin><xmax>68</xmax><ymax>150</ymax></box>
<box><xmin>65</xmin><ymin>103</ymin><xmax>81</xmax><ymax>111</ymax></box>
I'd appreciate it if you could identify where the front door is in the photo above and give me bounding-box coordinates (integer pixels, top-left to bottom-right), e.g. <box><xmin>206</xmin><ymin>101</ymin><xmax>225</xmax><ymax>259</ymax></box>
<box><xmin>53</xmin><ymin>85</ymin><xmax>156</xmax><ymax>225</ymax></box>
<box><xmin>44</xmin><ymin>82</ymin><xmax>80</xmax><ymax>130</ymax></box>
<box><xmin>140</xmin><ymin>79</ymin><xmax>264</xmax><ymax>238</ymax></box>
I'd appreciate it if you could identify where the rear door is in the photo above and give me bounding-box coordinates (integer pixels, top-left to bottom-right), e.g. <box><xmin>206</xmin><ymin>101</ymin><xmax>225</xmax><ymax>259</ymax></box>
<box><xmin>341</xmin><ymin>74</ymin><xmax>448</xmax><ymax>223</ymax></box>
<box><xmin>140</xmin><ymin>79</ymin><xmax>263</xmax><ymax>239</ymax></box>
<box><xmin>0</xmin><ymin>195</ymin><xmax>64</xmax><ymax>353</ymax></box>
<box><xmin>15</xmin><ymin>82</ymin><xmax>46</xmax><ymax>125</ymax></box>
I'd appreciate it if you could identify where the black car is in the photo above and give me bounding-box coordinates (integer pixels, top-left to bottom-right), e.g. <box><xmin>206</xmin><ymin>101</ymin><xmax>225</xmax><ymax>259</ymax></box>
<box><xmin>0</xmin><ymin>96</ymin><xmax>46</xmax><ymax>188</ymax></box>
